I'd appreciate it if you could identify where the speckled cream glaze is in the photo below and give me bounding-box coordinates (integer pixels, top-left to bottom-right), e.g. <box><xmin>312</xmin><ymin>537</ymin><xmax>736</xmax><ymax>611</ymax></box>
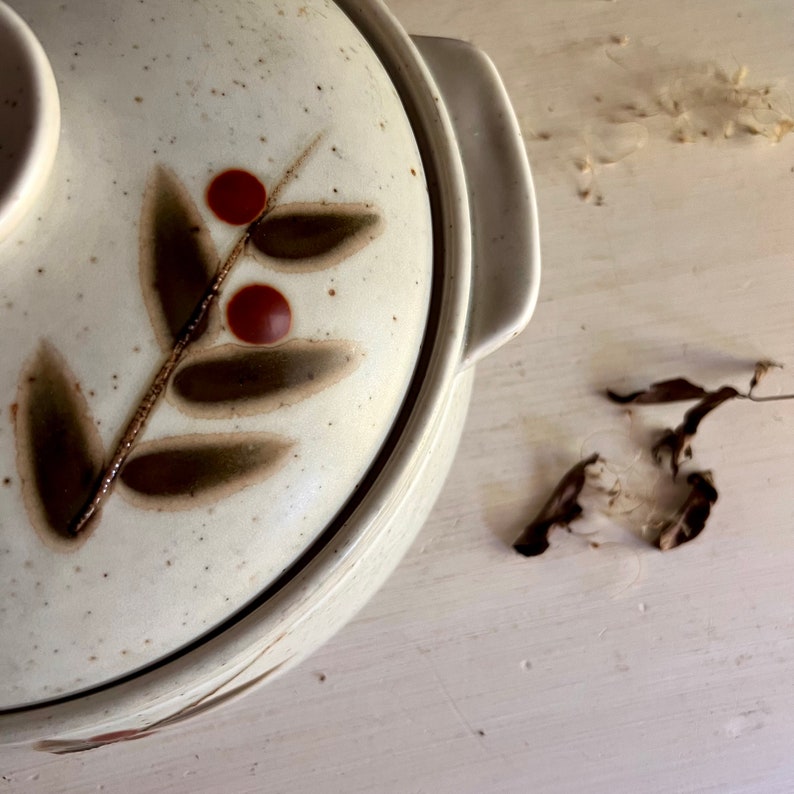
<box><xmin>0</xmin><ymin>0</ymin><xmax>431</xmax><ymax>709</ymax></box>
<box><xmin>0</xmin><ymin>0</ymin><xmax>539</xmax><ymax>747</ymax></box>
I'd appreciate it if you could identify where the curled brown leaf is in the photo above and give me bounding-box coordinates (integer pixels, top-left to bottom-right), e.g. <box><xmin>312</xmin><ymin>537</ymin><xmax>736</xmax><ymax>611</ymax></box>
<box><xmin>513</xmin><ymin>453</ymin><xmax>600</xmax><ymax>557</ymax></box>
<box><xmin>651</xmin><ymin>386</ymin><xmax>740</xmax><ymax>478</ymax></box>
<box><xmin>606</xmin><ymin>377</ymin><xmax>709</xmax><ymax>404</ymax></box>
<box><xmin>655</xmin><ymin>471</ymin><xmax>718</xmax><ymax>550</ymax></box>
<box><xmin>14</xmin><ymin>341</ymin><xmax>104</xmax><ymax>546</ymax></box>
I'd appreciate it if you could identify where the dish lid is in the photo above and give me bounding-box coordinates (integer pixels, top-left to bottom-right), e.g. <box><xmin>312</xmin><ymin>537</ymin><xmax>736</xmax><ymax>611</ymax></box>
<box><xmin>0</xmin><ymin>0</ymin><xmax>432</xmax><ymax>709</ymax></box>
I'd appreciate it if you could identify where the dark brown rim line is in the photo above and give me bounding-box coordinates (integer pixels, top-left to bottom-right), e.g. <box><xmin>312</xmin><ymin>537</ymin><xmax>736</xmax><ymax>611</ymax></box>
<box><xmin>2</xmin><ymin>7</ymin><xmax>459</xmax><ymax>717</ymax></box>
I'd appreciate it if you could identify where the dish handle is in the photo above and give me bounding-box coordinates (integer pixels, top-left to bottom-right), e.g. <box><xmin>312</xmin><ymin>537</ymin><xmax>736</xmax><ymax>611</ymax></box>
<box><xmin>411</xmin><ymin>36</ymin><xmax>540</xmax><ymax>369</ymax></box>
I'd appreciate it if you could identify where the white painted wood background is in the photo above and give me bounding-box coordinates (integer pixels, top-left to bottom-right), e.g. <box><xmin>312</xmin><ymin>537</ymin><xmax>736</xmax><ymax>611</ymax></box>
<box><xmin>3</xmin><ymin>0</ymin><xmax>794</xmax><ymax>790</ymax></box>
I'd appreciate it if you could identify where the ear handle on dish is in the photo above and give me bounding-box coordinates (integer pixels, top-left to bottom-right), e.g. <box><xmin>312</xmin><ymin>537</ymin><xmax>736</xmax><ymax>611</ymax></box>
<box><xmin>411</xmin><ymin>36</ymin><xmax>540</xmax><ymax>369</ymax></box>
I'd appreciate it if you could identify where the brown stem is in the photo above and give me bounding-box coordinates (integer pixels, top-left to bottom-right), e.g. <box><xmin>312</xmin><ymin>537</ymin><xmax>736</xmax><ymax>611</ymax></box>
<box><xmin>745</xmin><ymin>393</ymin><xmax>794</xmax><ymax>402</ymax></box>
<box><xmin>68</xmin><ymin>134</ymin><xmax>323</xmax><ymax>536</ymax></box>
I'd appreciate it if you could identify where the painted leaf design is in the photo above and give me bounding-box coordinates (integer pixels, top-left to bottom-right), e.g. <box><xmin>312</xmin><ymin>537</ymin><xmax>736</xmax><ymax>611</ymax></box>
<box><xmin>248</xmin><ymin>203</ymin><xmax>382</xmax><ymax>271</ymax></box>
<box><xmin>119</xmin><ymin>433</ymin><xmax>293</xmax><ymax>508</ymax></box>
<box><xmin>140</xmin><ymin>165</ymin><xmax>220</xmax><ymax>349</ymax></box>
<box><xmin>170</xmin><ymin>340</ymin><xmax>362</xmax><ymax>417</ymax></box>
<box><xmin>14</xmin><ymin>341</ymin><xmax>104</xmax><ymax>545</ymax></box>
<box><xmin>33</xmin><ymin>658</ymin><xmax>291</xmax><ymax>753</ymax></box>
<box><xmin>154</xmin><ymin>659</ymin><xmax>291</xmax><ymax>732</ymax></box>
<box><xmin>34</xmin><ymin>729</ymin><xmax>153</xmax><ymax>755</ymax></box>
<box><xmin>748</xmin><ymin>359</ymin><xmax>783</xmax><ymax>395</ymax></box>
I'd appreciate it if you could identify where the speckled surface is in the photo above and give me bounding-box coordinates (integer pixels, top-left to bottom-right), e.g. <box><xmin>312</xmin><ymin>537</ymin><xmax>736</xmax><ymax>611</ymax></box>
<box><xmin>0</xmin><ymin>0</ymin><xmax>431</xmax><ymax>708</ymax></box>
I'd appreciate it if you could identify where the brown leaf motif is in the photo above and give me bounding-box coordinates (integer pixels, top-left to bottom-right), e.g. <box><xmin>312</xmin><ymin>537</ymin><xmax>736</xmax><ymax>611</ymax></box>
<box><xmin>247</xmin><ymin>203</ymin><xmax>382</xmax><ymax>271</ymax></box>
<box><xmin>14</xmin><ymin>341</ymin><xmax>104</xmax><ymax>547</ymax></box>
<box><xmin>16</xmin><ymin>138</ymin><xmax>374</xmax><ymax>543</ymax></box>
<box><xmin>170</xmin><ymin>340</ymin><xmax>362</xmax><ymax>417</ymax></box>
<box><xmin>513</xmin><ymin>453</ymin><xmax>600</xmax><ymax>557</ymax></box>
<box><xmin>139</xmin><ymin>165</ymin><xmax>219</xmax><ymax>350</ymax></box>
<box><xmin>119</xmin><ymin>433</ymin><xmax>293</xmax><ymax>509</ymax></box>
<box><xmin>33</xmin><ymin>729</ymin><xmax>153</xmax><ymax>755</ymax></box>
<box><xmin>655</xmin><ymin>471</ymin><xmax>719</xmax><ymax>550</ymax></box>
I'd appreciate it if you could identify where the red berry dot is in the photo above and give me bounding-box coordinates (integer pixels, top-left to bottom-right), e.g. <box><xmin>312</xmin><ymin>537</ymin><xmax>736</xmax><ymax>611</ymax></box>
<box><xmin>206</xmin><ymin>169</ymin><xmax>267</xmax><ymax>225</ymax></box>
<box><xmin>227</xmin><ymin>284</ymin><xmax>291</xmax><ymax>345</ymax></box>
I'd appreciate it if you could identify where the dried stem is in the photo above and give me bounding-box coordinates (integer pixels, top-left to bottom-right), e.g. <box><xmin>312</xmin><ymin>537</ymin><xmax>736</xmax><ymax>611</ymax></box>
<box><xmin>69</xmin><ymin>135</ymin><xmax>323</xmax><ymax>536</ymax></box>
<box><xmin>744</xmin><ymin>393</ymin><xmax>794</xmax><ymax>403</ymax></box>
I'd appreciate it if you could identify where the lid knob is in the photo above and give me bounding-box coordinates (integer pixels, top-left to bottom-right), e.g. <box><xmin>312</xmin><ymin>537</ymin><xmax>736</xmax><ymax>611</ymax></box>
<box><xmin>0</xmin><ymin>1</ymin><xmax>59</xmax><ymax>241</ymax></box>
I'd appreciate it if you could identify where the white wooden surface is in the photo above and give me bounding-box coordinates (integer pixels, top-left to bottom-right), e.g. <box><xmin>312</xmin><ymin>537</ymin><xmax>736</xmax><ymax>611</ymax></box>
<box><xmin>3</xmin><ymin>0</ymin><xmax>794</xmax><ymax>790</ymax></box>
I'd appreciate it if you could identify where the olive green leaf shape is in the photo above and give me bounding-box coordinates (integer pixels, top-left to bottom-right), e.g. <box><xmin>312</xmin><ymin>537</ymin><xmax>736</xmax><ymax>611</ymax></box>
<box><xmin>170</xmin><ymin>340</ymin><xmax>362</xmax><ymax>417</ymax></box>
<box><xmin>748</xmin><ymin>359</ymin><xmax>783</xmax><ymax>396</ymax></box>
<box><xmin>247</xmin><ymin>203</ymin><xmax>382</xmax><ymax>271</ymax></box>
<box><xmin>139</xmin><ymin>165</ymin><xmax>220</xmax><ymax>350</ymax></box>
<box><xmin>14</xmin><ymin>341</ymin><xmax>104</xmax><ymax>547</ymax></box>
<box><xmin>119</xmin><ymin>433</ymin><xmax>293</xmax><ymax>509</ymax></box>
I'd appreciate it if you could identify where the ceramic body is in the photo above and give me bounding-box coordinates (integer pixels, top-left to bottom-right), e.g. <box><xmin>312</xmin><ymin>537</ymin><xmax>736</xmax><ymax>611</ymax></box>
<box><xmin>0</xmin><ymin>0</ymin><xmax>538</xmax><ymax>750</ymax></box>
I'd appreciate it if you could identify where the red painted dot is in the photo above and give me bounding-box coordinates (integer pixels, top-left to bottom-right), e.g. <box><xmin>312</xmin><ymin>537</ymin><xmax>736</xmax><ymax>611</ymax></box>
<box><xmin>227</xmin><ymin>284</ymin><xmax>291</xmax><ymax>344</ymax></box>
<box><xmin>206</xmin><ymin>169</ymin><xmax>267</xmax><ymax>225</ymax></box>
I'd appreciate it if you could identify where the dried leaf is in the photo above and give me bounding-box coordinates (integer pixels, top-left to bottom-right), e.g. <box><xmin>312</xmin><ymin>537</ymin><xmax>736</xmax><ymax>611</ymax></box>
<box><xmin>248</xmin><ymin>203</ymin><xmax>382</xmax><ymax>270</ymax></box>
<box><xmin>140</xmin><ymin>165</ymin><xmax>219</xmax><ymax>350</ymax></box>
<box><xmin>749</xmin><ymin>359</ymin><xmax>783</xmax><ymax>395</ymax></box>
<box><xmin>651</xmin><ymin>386</ymin><xmax>739</xmax><ymax>478</ymax></box>
<box><xmin>171</xmin><ymin>340</ymin><xmax>361</xmax><ymax>417</ymax></box>
<box><xmin>656</xmin><ymin>471</ymin><xmax>718</xmax><ymax>550</ymax></box>
<box><xmin>14</xmin><ymin>341</ymin><xmax>104</xmax><ymax>545</ymax></box>
<box><xmin>119</xmin><ymin>433</ymin><xmax>292</xmax><ymax>508</ymax></box>
<box><xmin>606</xmin><ymin>377</ymin><xmax>709</xmax><ymax>404</ymax></box>
<box><xmin>513</xmin><ymin>453</ymin><xmax>600</xmax><ymax>557</ymax></box>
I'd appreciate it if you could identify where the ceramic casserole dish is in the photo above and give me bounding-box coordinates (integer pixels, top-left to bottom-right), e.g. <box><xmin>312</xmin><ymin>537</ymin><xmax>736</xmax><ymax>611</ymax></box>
<box><xmin>0</xmin><ymin>0</ymin><xmax>539</xmax><ymax>750</ymax></box>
